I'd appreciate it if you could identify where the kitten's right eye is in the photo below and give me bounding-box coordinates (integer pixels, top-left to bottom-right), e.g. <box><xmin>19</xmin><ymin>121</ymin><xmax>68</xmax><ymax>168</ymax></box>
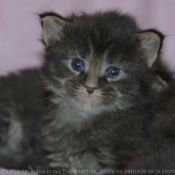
<box><xmin>71</xmin><ymin>59</ymin><xmax>84</xmax><ymax>71</ymax></box>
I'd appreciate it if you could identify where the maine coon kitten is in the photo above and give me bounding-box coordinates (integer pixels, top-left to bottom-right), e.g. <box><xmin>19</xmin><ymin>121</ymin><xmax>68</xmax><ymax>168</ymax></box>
<box><xmin>127</xmin><ymin>81</ymin><xmax>175</xmax><ymax>175</ymax></box>
<box><xmin>0</xmin><ymin>10</ymin><xmax>167</xmax><ymax>172</ymax></box>
<box><xmin>126</xmin><ymin>61</ymin><xmax>175</xmax><ymax>174</ymax></box>
<box><xmin>39</xmin><ymin>11</ymin><xmax>163</xmax><ymax>173</ymax></box>
<box><xmin>0</xmin><ymin>69</ymin><xmax>48</xmax><ymax>169</ymax></box>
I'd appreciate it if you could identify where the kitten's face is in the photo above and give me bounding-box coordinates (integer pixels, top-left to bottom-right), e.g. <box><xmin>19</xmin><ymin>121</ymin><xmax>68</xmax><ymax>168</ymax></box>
<box><xmin>44</xmin><ymin>39</ymin><xmax>142</xmax><ymax>112</ymax></box>
<box><xmin>53</xmin><ymin>49</ymin><xmax>126</xmax><ymax>112</ymax></box>
<box><xmin>41</xmin><ymin>12</ymin><xmax>162</xmax><ymax>113</ymax></box>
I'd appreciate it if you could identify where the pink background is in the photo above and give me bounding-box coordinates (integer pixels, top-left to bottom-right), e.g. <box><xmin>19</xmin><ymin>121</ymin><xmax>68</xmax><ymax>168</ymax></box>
<box><xmin>0</xmin><ymin>0</ymin><xmax>175</xmax><ymax>76</ymax></box>
<box><xmin>0</xmin><ymin>0</ymin><xmax>175</xmax><ymax>173</ymax></box>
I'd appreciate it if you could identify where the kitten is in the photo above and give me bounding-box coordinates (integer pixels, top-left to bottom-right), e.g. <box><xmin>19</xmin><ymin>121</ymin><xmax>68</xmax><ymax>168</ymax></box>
<box><xmin>39</xmin><ymin>11</ymin><xmax>163</xmax><ymax>173</ymax></box>
<box><xmin>0</xmin><ymin>9</ymin><xmax>165</xmax><ymax>174</ymax></box>
<box><xmin>126</xmin><ymin>80</ymin><xmax>175</xmax><ymax>174</ymax></box>
<box><xmin>0</xmin><ymin>69</ymin><xmax>48</xmax><ymax>169</ymax></box>
<box><xmin>126</xmin><ymin>59</ymin><xmax>175</xmax><ymax>174</ymax></box>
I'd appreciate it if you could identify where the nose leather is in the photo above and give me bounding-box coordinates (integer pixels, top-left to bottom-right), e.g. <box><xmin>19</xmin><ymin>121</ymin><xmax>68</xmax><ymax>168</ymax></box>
<box><xmin>86</xmin><ymin>87</ymin><xmax>94</xmax><ymax>95</ymax></box>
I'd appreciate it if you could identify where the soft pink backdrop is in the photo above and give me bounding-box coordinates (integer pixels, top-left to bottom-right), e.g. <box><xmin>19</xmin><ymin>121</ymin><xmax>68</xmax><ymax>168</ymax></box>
<box><xmin>0</xmin><ymin>0</ymin><xmax>175</xmax><ymax>76</ymax></box>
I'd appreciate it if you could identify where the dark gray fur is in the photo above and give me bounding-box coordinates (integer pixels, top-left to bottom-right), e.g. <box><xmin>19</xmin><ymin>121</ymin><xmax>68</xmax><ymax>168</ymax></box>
<box><xmin>127</xmin><ymin>68</ymin><xmax>175</xmax><ymax>174</ymax></box>
<box><xmin>0</xmin><ymin>11</ymin><xmax>166</xmax><ymax>173</ymax></box>
<box><xmin>0</xmin><ymin>69</ymin><xmax>48</xmax><ymax>169</ymax></box>
<box><xmin>40</xmin><ymin>11</ymin><xmax>162</xmax><ymax>174</ymax></box>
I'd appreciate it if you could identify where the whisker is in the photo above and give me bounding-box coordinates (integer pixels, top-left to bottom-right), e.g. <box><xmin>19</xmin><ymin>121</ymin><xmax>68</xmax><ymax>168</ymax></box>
<box><xmin>31</xmin><ymin>95</ymin><xmax>54</xmax><ymax>105</ymax></box>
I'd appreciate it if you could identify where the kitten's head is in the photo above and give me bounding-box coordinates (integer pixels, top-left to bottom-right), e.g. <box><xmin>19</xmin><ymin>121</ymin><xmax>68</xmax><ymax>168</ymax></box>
<box><xmin>40</xmin><ymin>11</ymin><xmax>163</xmax><ymax>113</ymax></box>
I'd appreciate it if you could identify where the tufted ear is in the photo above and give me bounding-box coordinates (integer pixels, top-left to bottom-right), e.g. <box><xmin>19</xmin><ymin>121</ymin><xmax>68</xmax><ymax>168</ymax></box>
<box><xmin>138</xmin><ymin>30</ymin><xmax>163</xmax><ymax>67</ymax></box>
<box><xmin>40</xmin><ymin>13</ymin><xmax>68</xmax><ymax>46</ymax></box>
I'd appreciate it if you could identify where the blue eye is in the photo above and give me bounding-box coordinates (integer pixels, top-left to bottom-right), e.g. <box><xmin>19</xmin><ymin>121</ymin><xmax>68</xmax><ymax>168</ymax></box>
<box><xmin>72</xmin><ymin>59</ymin><xmax>84</xmax><ymax>71</ymax></box>
<box><xmin>106</xmin><ymin>67</ymin><xmax>120</xmax><ymax>78</ymax></box>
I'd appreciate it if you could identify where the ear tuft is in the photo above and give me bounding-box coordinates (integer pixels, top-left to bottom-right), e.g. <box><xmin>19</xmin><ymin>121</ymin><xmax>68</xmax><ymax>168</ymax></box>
<box><xmin>138</xmin><ymin>30</ymin><xmax>164</xmax><ymax>67</ymax></box>
<box><xmin>39</xmin><ymin>12</ymin><xmax>68</xmax><ymax>46</ymax></box>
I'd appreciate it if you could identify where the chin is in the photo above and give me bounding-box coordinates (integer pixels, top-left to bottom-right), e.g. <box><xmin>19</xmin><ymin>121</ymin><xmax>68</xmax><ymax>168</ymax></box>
<box><xmin>74</xmin><ymin>94</ymin><xmax>102</xmax><ymax>112</ymax></box>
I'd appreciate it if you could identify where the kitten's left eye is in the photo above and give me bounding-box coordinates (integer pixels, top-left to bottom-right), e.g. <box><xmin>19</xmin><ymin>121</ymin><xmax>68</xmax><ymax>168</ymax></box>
<box><xmin>71</xmin><ymin>59</ymin><xmax>84</xmax><ymax>71</ymax></box>
<box><xmin>106</xmin><ymin>67</ymin><xmax>120</xmax><ymax>78</ymax></box>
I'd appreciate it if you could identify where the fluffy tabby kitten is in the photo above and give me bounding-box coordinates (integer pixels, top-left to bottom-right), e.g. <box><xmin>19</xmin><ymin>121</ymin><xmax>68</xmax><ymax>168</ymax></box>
<box><xmin>39</xmin><ymin>11</ymin><xmax>163</xmax><ymax>173</ymax></box>
<box><xmin>0</xmin><ymin>69</ymin><xmax>47</xmax><ymax>169</ymax></box>
<box><xmin>127</xmin><ymin>64</ymin><xmax>175</xmax><ymax>174</ymax></box>
<box><xmin>128</xmin><ymin>81</ymin><xmax>175</xmax><ymax>175</ymax></box>
<box><xmin>0</xmin><ymin>10</ymin><xmax>167</xmax><ymax>172</ymax></box>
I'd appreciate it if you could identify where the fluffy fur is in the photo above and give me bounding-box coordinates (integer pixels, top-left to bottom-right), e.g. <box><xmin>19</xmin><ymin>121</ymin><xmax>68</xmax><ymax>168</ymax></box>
<box><xmin>120</xmin><ymin>49</ymin><xmax>175</xmax><ymax>174</ymax></box>
<box><xmin>0</xmin><ymin>69</ymin><xmax>48</xmax><ymax>169</ymax></box>
<box><xmin>127</xmin><ymin>65</ymin><xmax>175</xmax><ymax>174</ymax></box>
<box><xmin>0</xmin><ymin>11</ymin><xmax>167</xmax><ymax>173</ymax></box>
<box><xmin>40</xmin><ymin>11</ymin><xmax>162</xmax><ymax>173</ymax></box>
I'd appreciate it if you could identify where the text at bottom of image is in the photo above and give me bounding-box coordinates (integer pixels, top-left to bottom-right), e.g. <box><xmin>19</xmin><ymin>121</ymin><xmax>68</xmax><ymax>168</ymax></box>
<box><xmin>1</xmin><ymin>169</ymin><xmax>175</xmax><ymax>174</ymax></box>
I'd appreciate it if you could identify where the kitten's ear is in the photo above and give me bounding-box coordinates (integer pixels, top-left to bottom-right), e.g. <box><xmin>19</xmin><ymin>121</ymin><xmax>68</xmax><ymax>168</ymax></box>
<box><xmin>138</xmin><ymin>30</ymin><xmax>164</xmax><ymax>67</ymax></box>
<box><xmin>40</xmin><ymin>13</ymin><xmax>68</xmax><ymax>46</ymax></box>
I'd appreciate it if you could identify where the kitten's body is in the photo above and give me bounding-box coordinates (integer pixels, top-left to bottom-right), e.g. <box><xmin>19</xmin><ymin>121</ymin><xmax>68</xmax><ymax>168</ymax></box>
<box><xmin>43</xmin><ymin>96</ymin><xmax>152</xmax><ymax>172</ymax></box>
<box><xmin>127</xmin><ymin>69</ymin><xmax>175</xmax><ymax>174</ymax></box>
<box><xmin>0</xmin><ymin>69</ymin><xmax>47</xmax><ymax>169</ymax></box>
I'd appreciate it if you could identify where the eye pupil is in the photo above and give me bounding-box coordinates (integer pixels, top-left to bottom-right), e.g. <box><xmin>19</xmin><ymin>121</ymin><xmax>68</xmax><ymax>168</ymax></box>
<box><xmin>106</xmin><ymin>67</ymin><xmax>120</xmax><ymax>78</ymax></box>
<box><xmin>72</xmin><ymin>59</ymin><xmax>84</xmax><ymax>71</ymax></box>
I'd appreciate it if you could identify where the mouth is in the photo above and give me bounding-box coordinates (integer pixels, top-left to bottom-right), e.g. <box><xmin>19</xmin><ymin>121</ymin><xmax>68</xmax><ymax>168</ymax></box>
<box><xmin>78</xmin><ymin>85</ymin><xmax>102</xmax><ymax>97</ymax></box>
<box><xmin>78</xmin><ymin>90</ymin><xmax>102</xmax><ymax>98</ymax></box>
<box><xmin>73</xmin><ymin>89</ymin><xmax>102</xmax><ymax>109</ymax></box>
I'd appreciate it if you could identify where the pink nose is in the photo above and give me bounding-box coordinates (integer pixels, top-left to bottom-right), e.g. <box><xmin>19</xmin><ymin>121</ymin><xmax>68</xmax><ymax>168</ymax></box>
<box><xmin>86</xmin><ymin>87</ymin><xmax>94</xmax><ymax>95</ymax></box>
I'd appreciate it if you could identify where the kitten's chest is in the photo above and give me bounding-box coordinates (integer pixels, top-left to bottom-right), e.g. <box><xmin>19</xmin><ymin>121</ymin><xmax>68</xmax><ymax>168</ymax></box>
<box><xmin>46</xmin><ymin>125</ymin><xmax>94</xmax><ymax>169</ymax></box>
<box><xmin>44</xmin><ymin>106</ymin><xmax>95</xmax><ymax>161</ymax></box>
<box><xmin>44</xmin><ymin>104</ymin><xmax>117</xmax><ymax>151</ymax></box>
